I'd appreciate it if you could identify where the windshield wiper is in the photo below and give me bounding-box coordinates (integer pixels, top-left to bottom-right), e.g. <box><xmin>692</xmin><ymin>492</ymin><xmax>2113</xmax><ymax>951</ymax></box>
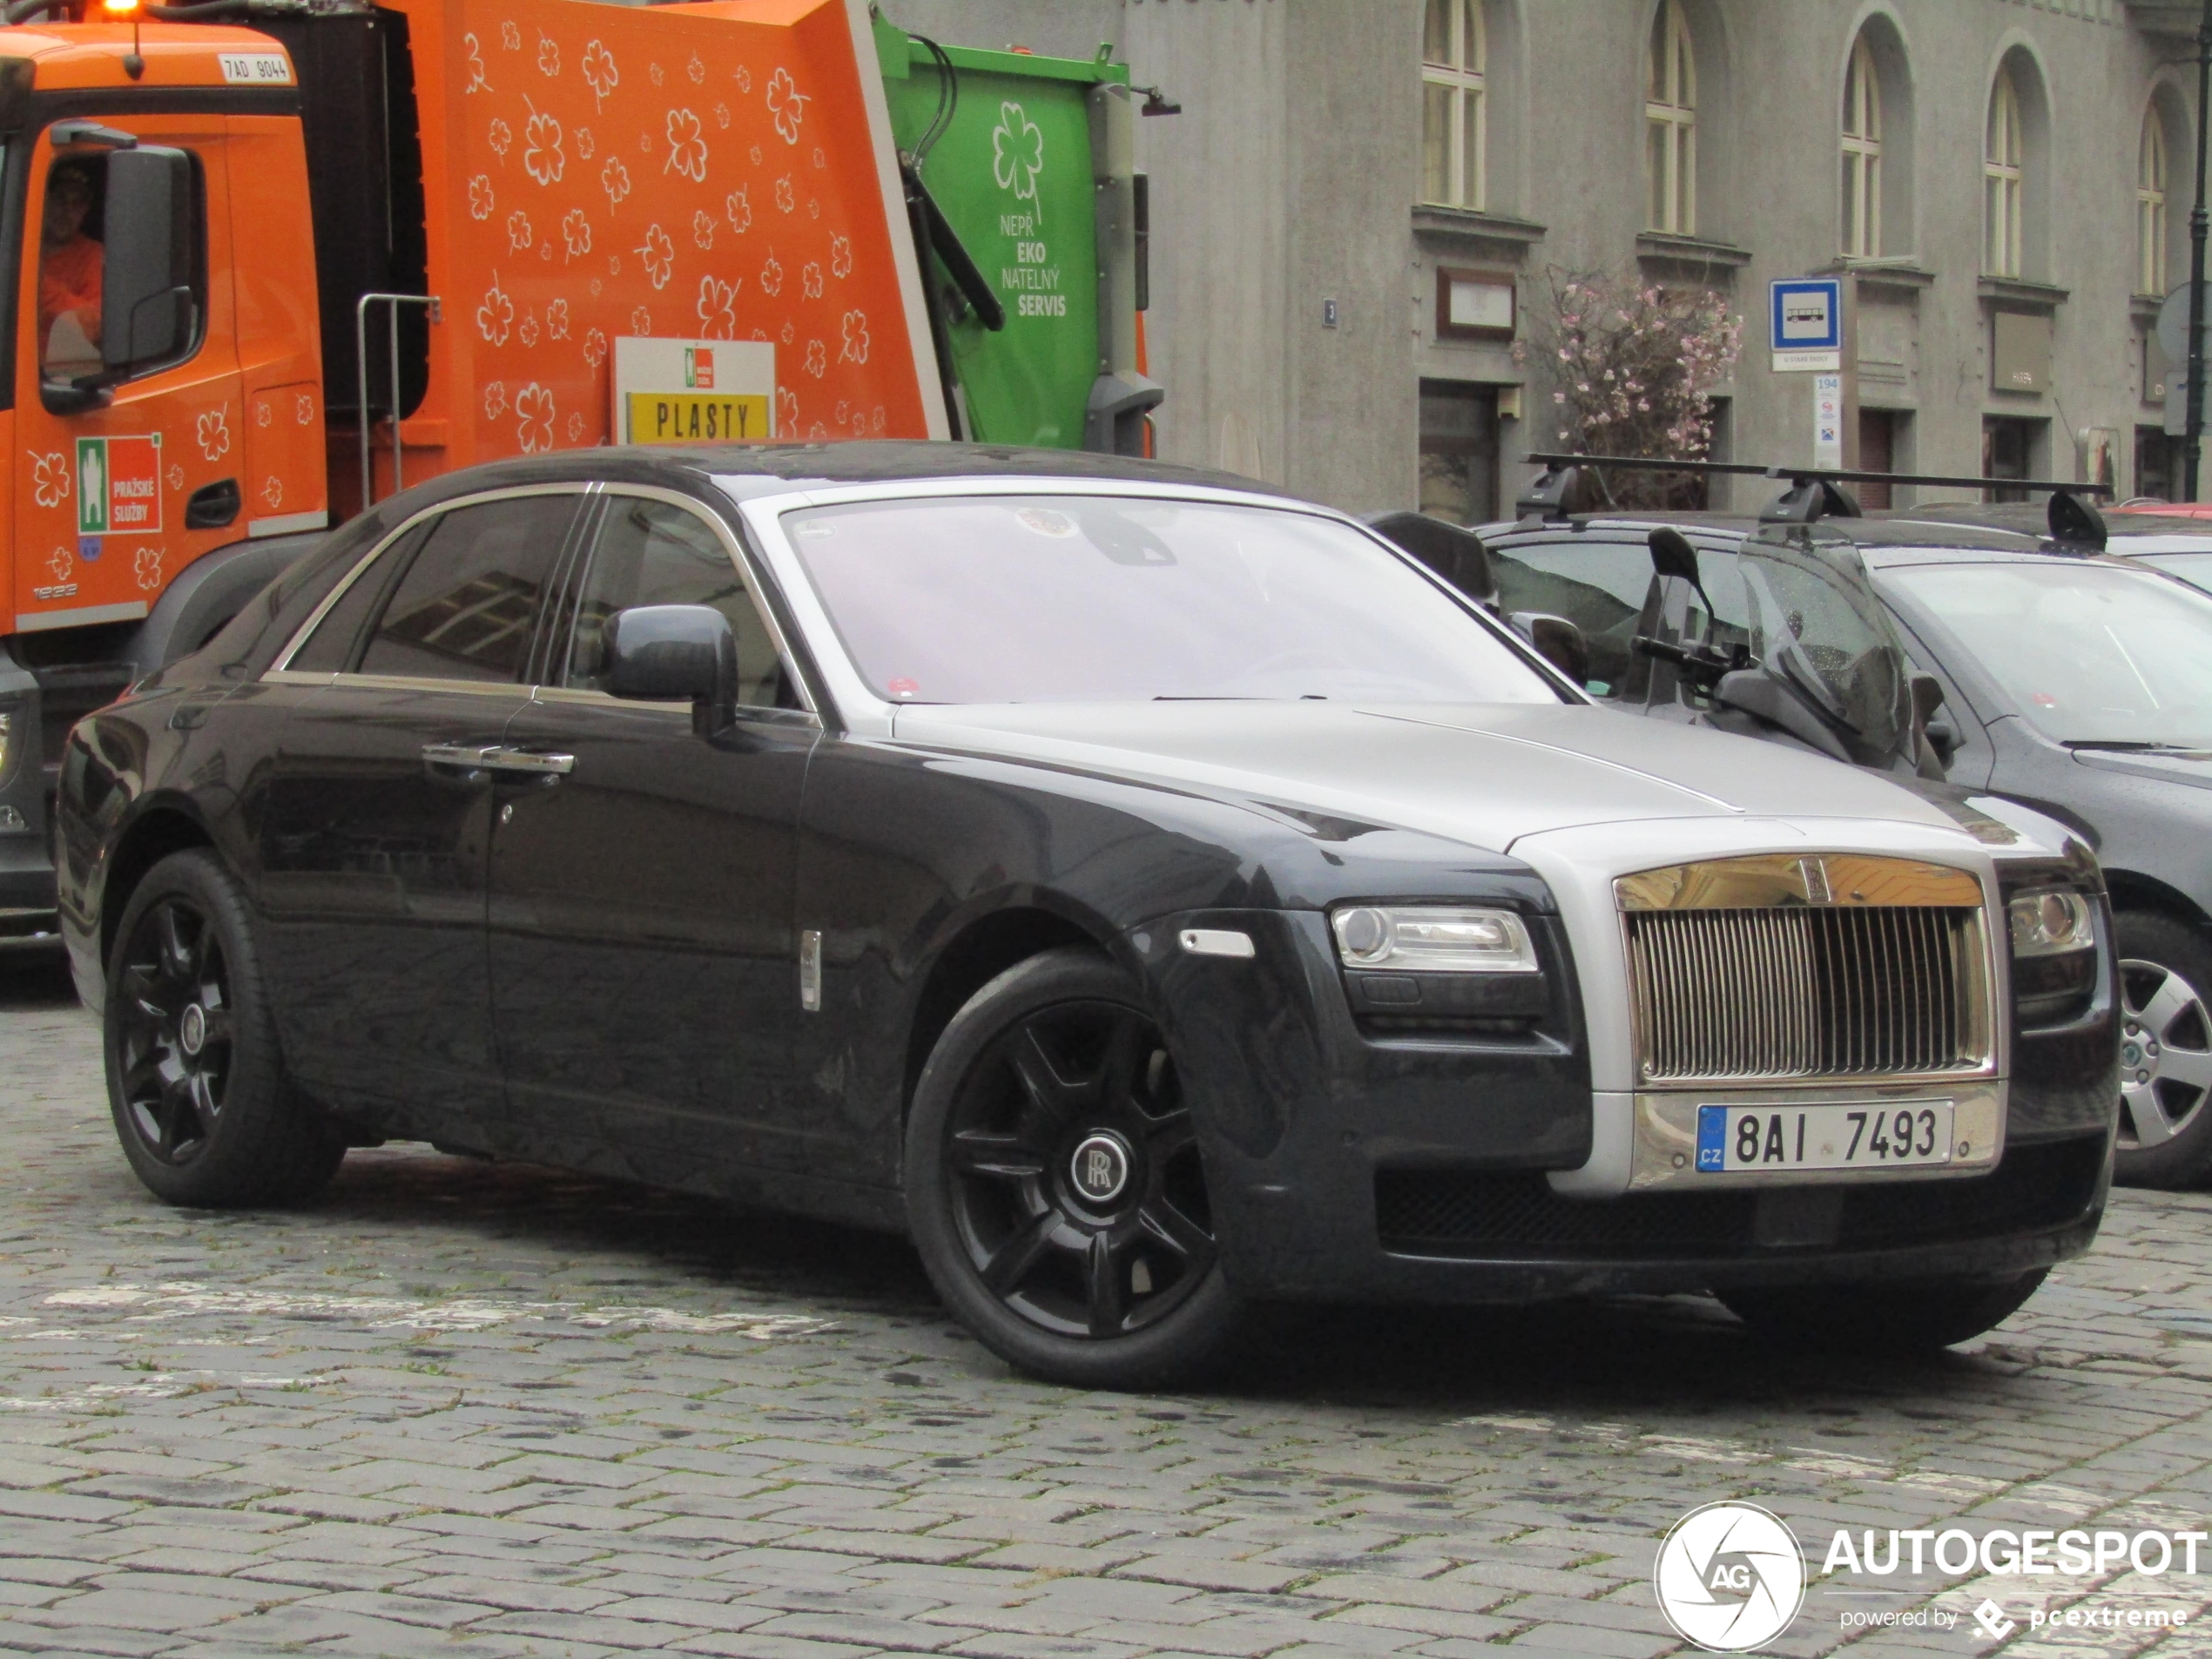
<box><xmin>2066</xmin><ymin>739</ymin><xmax>2211</xmax><ymax>754</ymax></box>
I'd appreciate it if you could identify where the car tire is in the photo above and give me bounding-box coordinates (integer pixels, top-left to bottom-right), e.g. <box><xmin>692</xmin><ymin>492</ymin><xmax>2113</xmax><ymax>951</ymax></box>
<box><xmin>905</xmin><ymin>947</ymin><xmax>1245</xmax><ymax>1390</ymax></box>
<box><xmin>104</xmin><ymin>849</ymin><xmax>347</xmax><ymax>1208</ymax></box>
<box><xmin>1716</xmin><ymin>1268</ymin><xmax>2047</xmax><ymax>1352</ymax></box>
<box><xmin>2113</xmin><ymin>911</ymin><xmax>2212</xmax><ymax>1189</ymax></box>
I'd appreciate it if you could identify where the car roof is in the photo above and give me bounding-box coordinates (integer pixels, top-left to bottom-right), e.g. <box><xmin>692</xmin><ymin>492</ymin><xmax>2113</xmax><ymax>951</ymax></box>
<box><xmin>371</xmin><ymin>441</ymin><xmax>1303</xmax><ymax>517</ymax></box>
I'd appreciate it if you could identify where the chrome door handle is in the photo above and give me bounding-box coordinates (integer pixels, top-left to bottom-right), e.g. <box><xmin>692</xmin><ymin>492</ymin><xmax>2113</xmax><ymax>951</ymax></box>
<box><xmin>482</xmin><ymin>747</ymin><xmax>576</xmax><ymax>776</ymax></box>
<box><xmin>421</xmin><ymin>741</ymin><xmax>500</xmax><ymax>772</ymax></box>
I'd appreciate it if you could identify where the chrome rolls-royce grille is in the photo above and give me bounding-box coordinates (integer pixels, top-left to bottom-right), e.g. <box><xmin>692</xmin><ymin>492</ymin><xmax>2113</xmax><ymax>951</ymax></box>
<box><xmin>1618</xmin><ymin>855</ymin><xmax>1995</xmax><ymax>1086</ymax></box>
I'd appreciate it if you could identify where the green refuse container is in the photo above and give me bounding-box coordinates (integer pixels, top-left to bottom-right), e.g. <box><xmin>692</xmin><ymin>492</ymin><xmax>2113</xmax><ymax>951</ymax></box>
<box><xmin>877</xmin><ymin>18</ymin><xmax>1159</xmax><ymax>451</ymax></box>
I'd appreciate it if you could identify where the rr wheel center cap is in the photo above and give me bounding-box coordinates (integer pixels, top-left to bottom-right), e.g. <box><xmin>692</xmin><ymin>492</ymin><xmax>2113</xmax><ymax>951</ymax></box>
<box><xmin>1069</xmin><ymin>1131</ymin><xmax>1135</xmax><ymax>1206</ymax></box>
<box><xmin>179</xmin><ymin>1003</ymin><xmax>207</xmax><ymax>1058</ymax></box>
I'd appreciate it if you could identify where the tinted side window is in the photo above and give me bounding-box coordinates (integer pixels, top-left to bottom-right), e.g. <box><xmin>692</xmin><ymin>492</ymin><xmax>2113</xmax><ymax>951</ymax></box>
<box><xmin>357</xmin><ymin>495</ymin><xmax>578</xmax><ymax>683</ymax></box>
<box><xmin>288</xmin><ymin>523</ymin><xmax>431</xmax><ymax>673</ymax></box>
<box><xmin>564</xmin><ymin>496</ymin><xmax>795</xmax><ymax>709</ymax></box>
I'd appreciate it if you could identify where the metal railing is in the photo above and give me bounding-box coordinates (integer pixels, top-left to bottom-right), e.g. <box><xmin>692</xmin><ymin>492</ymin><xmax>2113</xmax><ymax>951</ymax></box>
<box><xmin>355</xmin><ymin>293</ymin><xmax>441</xmax><ymax>510</ymax></box>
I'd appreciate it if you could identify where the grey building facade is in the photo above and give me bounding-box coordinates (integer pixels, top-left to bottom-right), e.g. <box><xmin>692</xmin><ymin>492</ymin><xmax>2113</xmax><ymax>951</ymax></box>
<box><xmin>898</xmin><ymin>0</ymin><xmax>2207</xmax><ymax>516</ymax></box>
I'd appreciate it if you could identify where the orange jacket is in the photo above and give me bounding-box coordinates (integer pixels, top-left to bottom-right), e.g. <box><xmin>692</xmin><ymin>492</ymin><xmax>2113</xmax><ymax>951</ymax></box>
<box><xmin>39</xmin><ymin>235</ymin><xmax>102</xmax><ymax>347</ymax></box>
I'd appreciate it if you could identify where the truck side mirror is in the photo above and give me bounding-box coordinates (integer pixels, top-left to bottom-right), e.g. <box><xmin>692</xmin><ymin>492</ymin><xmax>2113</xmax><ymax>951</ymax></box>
<box><xmin>1510</xmin><ymin>611</ymin><xmax>1590</xmax><ymax>686</ymax></box>
<box><xmin>100</xmin><ymin>146</ymin><xmax>197</xmax><ymax>378</ymax></box>
<box><xmin>604</xmin><ymin>604</ymin><xmax>738</xmax><ymax>738</ymax></box>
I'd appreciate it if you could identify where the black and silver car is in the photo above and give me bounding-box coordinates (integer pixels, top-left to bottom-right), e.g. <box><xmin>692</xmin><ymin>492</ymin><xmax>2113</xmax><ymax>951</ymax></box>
<box><xmin>57</xmin><ymin>444</ymin><xmax>2118</xmax><ymax>1387</ymax></box>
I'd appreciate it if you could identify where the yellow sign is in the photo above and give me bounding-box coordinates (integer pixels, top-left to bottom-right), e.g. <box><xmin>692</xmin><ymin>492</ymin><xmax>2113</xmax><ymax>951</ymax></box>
<box><xmin>625</xmin><ymin>392</ymin><xmax>772</xmax><ymax>444</ymax></box>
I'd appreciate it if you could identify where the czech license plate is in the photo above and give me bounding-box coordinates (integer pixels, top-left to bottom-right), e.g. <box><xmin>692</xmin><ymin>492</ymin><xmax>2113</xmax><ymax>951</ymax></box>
<box><xmin>1695</xmin><ymin>1101</ymin><xmax>1955</xmax><ymax>1174</ymax></box>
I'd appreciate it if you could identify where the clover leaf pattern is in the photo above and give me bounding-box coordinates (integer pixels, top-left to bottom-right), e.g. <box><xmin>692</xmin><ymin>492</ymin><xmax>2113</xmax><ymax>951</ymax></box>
<box><xmin>457</xmin><ymin>15</ymin><xmax>898</xmax><ymax>456</ymax></box>
<box><xmin>582</xmin><ymin>39</ymin><xmax>617</xmax><ymax>108</ymax></box>
<box><xmin>523</xmin><ymin>104</ymin><xmax>564</xmax><ymax>185</ymax></box>
<box><xmin>765</xmin><ymin>68</ymin><xmax>807</xmax><ymax>145</ymax></box>
<box><xmin>30</xmin><ymin>452</ymin><xmax>70</xmax><ymax>509</ymax></box>
<box><xmin>637</xmin><ymin>224</ymin><xmax>676</xmax><ymax>290</ymax></box>
<box><xmin>991</xmin><ymin>100</ymin><xmax>1045</xmax><ymax>223</ymax></box>
<box><xmin>697</xmin><ymin>273</ymin><xmax>738</xmax><ymax>340</ymax></box>
<box><xmin>515</xmin><ymin>384</ymin><xmax>556</xmax><ymax>453</ymax></box>
<box><xmin>665</xmin><ymin>109</ymin><xmax>709</xmax><ymax>183</ymax></box>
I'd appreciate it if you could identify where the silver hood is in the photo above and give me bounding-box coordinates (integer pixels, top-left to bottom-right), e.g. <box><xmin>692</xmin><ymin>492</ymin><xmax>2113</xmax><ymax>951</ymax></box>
<box><xmin>890</xmin><ymin>700</ymin><xmax>1960</xmax><ymax>854</ymax></box>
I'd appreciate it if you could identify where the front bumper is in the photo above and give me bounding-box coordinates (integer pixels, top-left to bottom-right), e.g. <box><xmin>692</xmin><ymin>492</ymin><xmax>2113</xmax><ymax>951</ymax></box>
<box><xmin>1136</xmin><ymin>907</ymin><xmax>2115</xmax><ymax>1305</ymax></box>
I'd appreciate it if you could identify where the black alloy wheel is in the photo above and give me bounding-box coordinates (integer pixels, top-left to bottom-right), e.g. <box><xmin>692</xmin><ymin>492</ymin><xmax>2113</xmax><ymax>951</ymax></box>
<box><xmin>114</xmin><ymin>894</ymin><xmax>234</xmax><ymax>1165</ymax></box>
<box><xmin>103</xmin><ymin>850</ymin><xmax>347</xmax><ymax>1208</ymax></box>
<box><xmin>2113</xmin><ymin>911</ymin><xmax>2212</xmax><ymax>1189</ymax></box>
<box><xmin>906</xmin><ymin>948</ymin><xmax>1244</xmax><ymax>1388</ymax></box>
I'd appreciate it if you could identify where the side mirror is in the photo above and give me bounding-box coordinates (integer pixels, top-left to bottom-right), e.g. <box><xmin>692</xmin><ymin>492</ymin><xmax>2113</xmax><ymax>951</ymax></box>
<box><xmin>100</xmin><ymin>146</ymin><xmax>196</xmax><ymax>378</ymax></box>
<box><xmin>1647</xmin><ymin>526</ymin><xmax>1702</xmax><ymax>587</ymax></box>
<box><xmin>1364</xmin><ymin>510</ymin><xmax>1499</xmax><ymax>610</ymax></box>
<box><xmin>1923</xmin><ymin>718</ymin><xmax>1959</xmax><ymax>769</ymax></box>
<box><xmin>1510</xmin><ymin>611</ymin><xmax>1589</xmax><ymax>686</ymax></box>
<box><xmin>1910</xmin><ymin>671</ymin><xmax>1954</xmax><ymax>775</ymax></box>
<box><xmin>604</xmin><ymin>604</ymin><xmax>737</xmax><ymax>737</ymax></box>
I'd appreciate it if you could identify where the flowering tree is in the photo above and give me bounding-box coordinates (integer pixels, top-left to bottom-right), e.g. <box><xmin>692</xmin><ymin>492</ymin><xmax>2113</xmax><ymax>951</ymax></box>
<box><xmin>1526</xmin><ymin>269</ymin><xmax>1742</xmax><ymax>506</ymax></box>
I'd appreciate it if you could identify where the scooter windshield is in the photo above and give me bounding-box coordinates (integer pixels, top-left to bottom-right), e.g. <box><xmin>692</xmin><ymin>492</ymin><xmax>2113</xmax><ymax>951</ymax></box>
<box><xmin>1728</xmin><ymin>538</ymin><xmax>1908</xmax><ymax>759</ymax></box>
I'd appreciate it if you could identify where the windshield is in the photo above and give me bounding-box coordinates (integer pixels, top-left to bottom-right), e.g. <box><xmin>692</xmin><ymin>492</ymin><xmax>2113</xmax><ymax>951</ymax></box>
<box><xmin>781</xmin><ymin>495</ymin><xmax>1563</xmax><ymax>705</ymax></box>
<box><xmin>1884</xmin><ymin>560</ymin><xmax>2212</xmax><ymax>747</ymax></box>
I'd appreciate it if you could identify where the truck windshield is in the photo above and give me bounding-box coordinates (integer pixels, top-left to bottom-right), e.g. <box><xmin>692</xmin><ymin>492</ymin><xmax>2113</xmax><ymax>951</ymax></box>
<box><xmin>779</xmin><ymin>495</ymin><xmax>1564</xmax><ymax>705</ymax></box>
<box><xmin>1884</xmin><ymin>560</ymin><xmax>2212</xmax><ymax>749</ymax></box>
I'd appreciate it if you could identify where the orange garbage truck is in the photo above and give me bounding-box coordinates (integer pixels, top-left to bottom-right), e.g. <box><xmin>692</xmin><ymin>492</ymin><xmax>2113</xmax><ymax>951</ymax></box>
<box><xmin>0</xmin><ymin>0</ymin><xmax>1161</xmax><ymax>945</ymax></box>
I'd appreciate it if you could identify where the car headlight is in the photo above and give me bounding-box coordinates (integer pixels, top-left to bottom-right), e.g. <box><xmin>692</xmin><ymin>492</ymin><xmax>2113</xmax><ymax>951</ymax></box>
<box><xmin>0</xmin><ymin>707</ymin><xmax>11</xmax><ymax>781</ymax></box>
<box><xmin>2008</xmin><ymin>888</ymin><xmax>2095</xmax><ymax>956</ymax></box>
<box><xmin>1330</xmin><ymin>905</ymin><xmax>1540</xmax><ymax>974</ymax></box>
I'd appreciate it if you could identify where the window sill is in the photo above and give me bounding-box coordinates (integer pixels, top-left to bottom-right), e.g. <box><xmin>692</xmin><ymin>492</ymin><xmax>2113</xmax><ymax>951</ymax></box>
<box><xmin>1412</xmin><ymin>206</ymin><xmax>1547</xmax><ymax>253</ymax></box>
<box><xmin>1977</xmin><ymin>275</ymin><xmax>2068</xmax><ymax>311</ymax></box>
<box><xmin>1814</xmin><ymin>259</ymin><xmax>1936</xmax><ymax>293</ymax></box>
<box><xmin>1634</xmin><ymin>232</ymin><xmax>1752</xmax><ymax>272</ymax></box>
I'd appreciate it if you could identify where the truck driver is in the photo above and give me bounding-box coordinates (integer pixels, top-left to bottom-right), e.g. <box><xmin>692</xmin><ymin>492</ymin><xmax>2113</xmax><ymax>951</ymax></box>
<box><xmin>39</xmin><ymin>159</ymin><xmax>105</xmax><ymax>374</ymax></box>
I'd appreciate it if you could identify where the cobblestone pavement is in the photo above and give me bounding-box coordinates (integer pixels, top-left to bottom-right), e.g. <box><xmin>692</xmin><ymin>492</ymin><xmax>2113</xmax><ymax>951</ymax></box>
<box><xmin>5</xmin><ymin>954</ymin><xmax>2212</xmax><ymax>1659</ymax></box>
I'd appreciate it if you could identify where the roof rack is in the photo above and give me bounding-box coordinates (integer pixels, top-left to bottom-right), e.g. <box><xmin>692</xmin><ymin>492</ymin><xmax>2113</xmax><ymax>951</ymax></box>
<box><xmin>1517</xmin><ymin>452</ymin><xmax>2114</xmax><ymax>546</ymax></box>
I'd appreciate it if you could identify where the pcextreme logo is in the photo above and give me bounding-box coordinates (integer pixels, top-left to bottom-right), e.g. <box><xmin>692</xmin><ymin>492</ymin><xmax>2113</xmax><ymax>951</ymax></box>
<box><xmin>1654</xmin><ymin>1503</ymin><xmax>1806</xmax><ymax>1653</ymax></box>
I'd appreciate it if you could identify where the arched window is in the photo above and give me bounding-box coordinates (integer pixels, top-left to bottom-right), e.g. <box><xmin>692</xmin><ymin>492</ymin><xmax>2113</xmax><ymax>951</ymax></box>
<box><xmin>1645</xmin><ymin>0</ymin><xmax>1696</xmax><ymax>234</ymax></box>
<box><xmin>1841</xmin><ymin>32</ymin><xmax>1882</xmax><ymax>258</ymax></box>
<box><xmin>1985</xmin><ymin>69</ymin><xmax>2024</xmax><ymax>277</ymax></box>
<box><xmin>2140</xmin><ymin>109</ymin><xmax>2169</xmax><ymax>297</ymax></box>
<box><xmin>1422</xmin><ymin>0</ymin><xmax>1487</xmax><ymax>210</ymax></box>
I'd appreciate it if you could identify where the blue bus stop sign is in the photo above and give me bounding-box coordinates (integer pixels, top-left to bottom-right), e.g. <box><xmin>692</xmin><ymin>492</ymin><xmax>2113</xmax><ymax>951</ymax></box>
<box><xmin>1770</xmin><ymin>278</ymin><xmax>1842</xmax><ymax>370</ymax></box>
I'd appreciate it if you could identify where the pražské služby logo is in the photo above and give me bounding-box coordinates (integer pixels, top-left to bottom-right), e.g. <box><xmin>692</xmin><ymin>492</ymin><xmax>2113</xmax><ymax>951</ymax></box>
<box><xmin>1655</xmin><ymin>1502</ymin><xmax>1806</xmax><ymax>1652</ymax></box>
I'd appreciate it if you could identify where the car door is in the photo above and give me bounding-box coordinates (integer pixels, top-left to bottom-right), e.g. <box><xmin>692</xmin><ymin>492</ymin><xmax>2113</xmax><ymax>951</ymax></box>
<box><xmin>486</xmin><ymin>486</ymin><xmax>819</xmax><ymax>1183</ymax></box>
<box><xmin>254</xmin><ymin>488</ymin><xmax>587</xmax><ymax>1140</ymax></box>
<box><xmin>15</xmin><ymin>117</ymin><xmax>246</xmax><ymax>637</ymax></box>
